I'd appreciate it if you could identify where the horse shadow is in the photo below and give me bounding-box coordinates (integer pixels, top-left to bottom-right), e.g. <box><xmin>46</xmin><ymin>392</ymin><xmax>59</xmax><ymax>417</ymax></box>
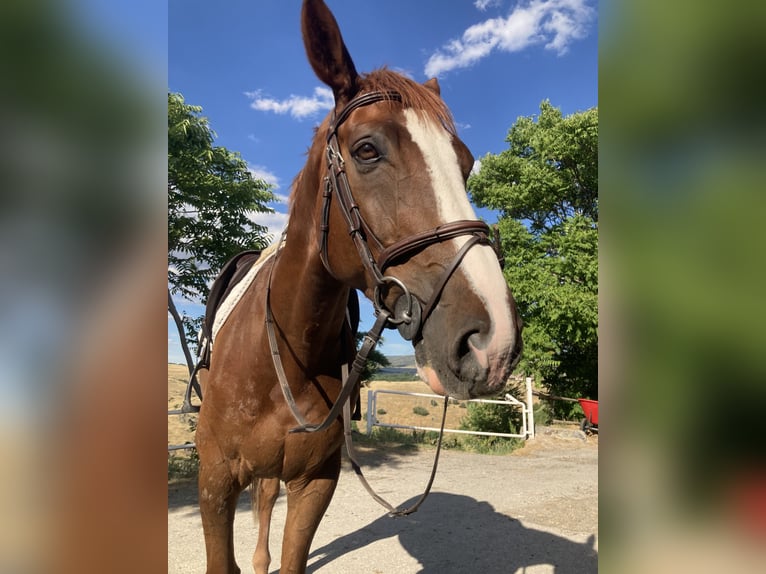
<box><xmin>306</xmin><ymin>492</ymin><xmax>597</xmax><ymax>573</ymax></box>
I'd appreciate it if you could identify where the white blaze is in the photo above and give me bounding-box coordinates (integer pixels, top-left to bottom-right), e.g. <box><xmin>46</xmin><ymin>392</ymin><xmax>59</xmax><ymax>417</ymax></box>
<box><xmin>403</xmin><ymin>109</ymin><xmax>514</xmax><ymax>358</ymax></box>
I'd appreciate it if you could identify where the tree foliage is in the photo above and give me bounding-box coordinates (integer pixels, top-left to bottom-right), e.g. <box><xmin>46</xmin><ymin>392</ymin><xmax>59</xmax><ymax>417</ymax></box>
<box><xmin>469</xmin><ymin>101</ymin><xmax>598</xmax><ymax>416</ymax></box>
<box><xmin>168</xmin><ymin>92</ymin><xmax>274</xmax><ymax>300</ymax></box>
<box><xmin>168</xmin><ymin>92</ymin><xmax>274</xmax><ymax>369</ymax></box>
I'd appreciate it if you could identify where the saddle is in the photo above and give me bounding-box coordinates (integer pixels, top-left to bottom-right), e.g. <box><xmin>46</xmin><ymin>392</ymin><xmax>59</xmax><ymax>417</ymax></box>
<box><xmin>180</xmin><ymin>250</ymin><xmax>262</xmax><ymax>412</ymax></box>
<box><xmin>181</xmin><ymin>249</ymin><xmax>361</xmax><ymax>416</ymax></box>
<box><xmin>199</xmin><ymin>250</ymin><xmax>264</xmax><ymax>369</ymax></box>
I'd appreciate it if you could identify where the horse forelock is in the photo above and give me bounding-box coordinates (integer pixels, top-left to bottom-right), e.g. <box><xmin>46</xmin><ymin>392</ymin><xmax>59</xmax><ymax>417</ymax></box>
<box><xmin>358</xmin><ymin>68</ymin><xmax>456</xmax><ymax>135</ymax></box>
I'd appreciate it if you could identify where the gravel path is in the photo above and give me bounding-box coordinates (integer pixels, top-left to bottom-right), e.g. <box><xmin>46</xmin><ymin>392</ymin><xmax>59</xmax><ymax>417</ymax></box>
<box><xmin>168</xmin><ymin>428</ymin><xmax>598</xmax><ymax>573</ymax></box>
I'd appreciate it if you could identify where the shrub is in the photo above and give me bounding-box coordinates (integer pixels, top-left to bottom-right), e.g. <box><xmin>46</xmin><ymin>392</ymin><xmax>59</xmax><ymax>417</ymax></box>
<box><xmin>412</xmin><ymin>406</ymin><xmax>429</xmax><ymax>416</ymax></box>
<box><xmin>168</xmin><ymin>449</ymin><xmax>199</xmax><ymax>481</ymax></box>
<box><xmin>460</xmin><ymin>401</ymin><xmax>522</xmax><ymax>435</ymax></box>
<box><xmin>459</xmin><ymin>401</ymin><xmax>525</xmax><ymax>453</ymax></box>
<box><xmin>533</xmin><ymin>401</ymin><xmax>552</xmax><ymax>427</ymax></box>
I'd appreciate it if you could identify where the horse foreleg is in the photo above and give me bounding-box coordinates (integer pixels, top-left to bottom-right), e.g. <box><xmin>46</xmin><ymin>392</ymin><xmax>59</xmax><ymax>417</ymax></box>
<box><xmin>198</xmin><ymin>452</ymin><xmax>242</xmax><ymax>574</ymax></box>
<box><xmin>279</xmin><ymin>449</ymin><xmax>341</xmax><ymax>574</ymax></box>
<box><xmin>251</xmin><ymin>477</ymin><xmax>280</xmax><ymax>574</ymax></box>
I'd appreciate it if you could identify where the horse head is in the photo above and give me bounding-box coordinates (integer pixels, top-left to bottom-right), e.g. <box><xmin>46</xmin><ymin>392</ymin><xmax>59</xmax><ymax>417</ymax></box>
<box><xmin>300</xmin><ymin>0</ymin><xmax>522</xmax><ymax>399</ymax></box>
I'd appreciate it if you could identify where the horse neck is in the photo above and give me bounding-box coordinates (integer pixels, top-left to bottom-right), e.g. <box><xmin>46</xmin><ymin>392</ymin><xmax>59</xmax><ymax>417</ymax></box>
<box><xmin>270</xmin><ymin>179</ymin><xmax>350</xmax><ymax>369</ymax></box>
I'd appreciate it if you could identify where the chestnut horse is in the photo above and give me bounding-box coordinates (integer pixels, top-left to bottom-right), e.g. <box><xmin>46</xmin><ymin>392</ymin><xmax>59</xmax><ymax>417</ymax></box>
<box><xmin>195</xmin><ymin>1</ymin><xmax>523</xmax><ymax>572</ymax></box>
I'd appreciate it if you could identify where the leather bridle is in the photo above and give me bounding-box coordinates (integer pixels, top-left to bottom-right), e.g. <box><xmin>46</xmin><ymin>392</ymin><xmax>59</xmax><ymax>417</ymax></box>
<box><xmin>320</xmin><ymin>90</ymin><xmax>496</xmax><ymax>341</ymax></box>
<box><xmin>265</xmin><ymin>89</ymin><xmax>502</xmax><ymax>515</ymax></box>
<box><xmin>267</xmin><ymin>89</ymin><xmax>501</xmax><ymax>434</ymax></box>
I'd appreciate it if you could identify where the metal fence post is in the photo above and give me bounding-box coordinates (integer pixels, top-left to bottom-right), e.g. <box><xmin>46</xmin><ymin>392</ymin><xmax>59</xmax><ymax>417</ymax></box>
<box><xmin>366</xmin><ymin>389</ymin><xmax>375</xmax><ymax>435</ymax></box>
<box><xmin>525</xmin><ymin>376</ymin><xmax>535</xmax><ymax>439</ymax></box>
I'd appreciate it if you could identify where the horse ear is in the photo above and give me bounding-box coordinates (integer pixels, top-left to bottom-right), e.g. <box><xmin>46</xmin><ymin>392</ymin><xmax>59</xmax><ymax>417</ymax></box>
<box><xmin>301</xmin><ymin>0</ymin><xmax>359</xmax><ymax>105</ymax></box>
<box><xmin>423</xmin><ymin>77</ymin><xmax>441</xmax><ymax>96</ymax></box>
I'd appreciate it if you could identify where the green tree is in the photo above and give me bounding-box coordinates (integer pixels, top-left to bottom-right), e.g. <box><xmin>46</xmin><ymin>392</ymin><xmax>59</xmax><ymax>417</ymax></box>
<box><xmin>168</xmin><ymin>92</ymin><xmax>274</xmax><ymax>373</ymax></box>
<box><xmin>469</xmin><ymin>101</ymin><xmax>597</xmax><ymax>417</ymax></box>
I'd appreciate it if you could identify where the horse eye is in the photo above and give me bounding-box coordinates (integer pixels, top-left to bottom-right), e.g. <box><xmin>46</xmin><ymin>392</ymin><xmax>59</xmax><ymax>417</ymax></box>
<box><xmin>353</xmin><ymin>142</ymin><xmax>380</xmax><ymax>163</ymax></box>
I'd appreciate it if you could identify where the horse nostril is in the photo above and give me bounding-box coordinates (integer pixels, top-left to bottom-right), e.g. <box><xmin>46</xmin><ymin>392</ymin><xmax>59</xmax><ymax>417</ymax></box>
<box><xmin>455</xmin><ymin>329</ymin><xmax>474</xmax><ymax>361</ymax></box>
<box><xmin>466</xmin><ymin>332</ymin><xmax>490</xmax><ymax>371</ymax></box>
<box><xmin>452</xmin><ymin>329</ymin><xmax>489</xmax><ymax>383</ymax></box>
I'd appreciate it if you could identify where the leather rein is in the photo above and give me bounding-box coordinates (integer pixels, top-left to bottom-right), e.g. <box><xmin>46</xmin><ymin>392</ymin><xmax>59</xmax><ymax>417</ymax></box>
<box><xmin>265</xmin><ymin>90</ymin><xmax>499</xmax><ymax>515</ymax></box>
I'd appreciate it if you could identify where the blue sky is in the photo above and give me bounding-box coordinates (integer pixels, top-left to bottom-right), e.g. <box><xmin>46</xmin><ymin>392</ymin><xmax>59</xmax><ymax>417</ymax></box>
<box><xmin>168</xmin><ymin>0</ymin><xmax>597</xmax><ymax>363</ymax></box>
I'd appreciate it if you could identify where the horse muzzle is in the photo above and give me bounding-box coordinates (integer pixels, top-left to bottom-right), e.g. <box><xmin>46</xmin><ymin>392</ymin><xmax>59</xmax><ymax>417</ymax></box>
<box><xmin>413</xmin><ymin>287</ymin><xmax>523</xmax><ymax>400</ymax></box>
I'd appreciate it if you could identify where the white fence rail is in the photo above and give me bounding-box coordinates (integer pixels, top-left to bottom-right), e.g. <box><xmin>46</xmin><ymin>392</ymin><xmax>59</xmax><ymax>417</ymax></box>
<box><xmin>169</xmin><ymin>377</ymin><xmax>536</xmax><ymax>450</ymax></box>
<box><xmin>365</xmin><ymin>377</ymin><xmax>535</xmax><ymax>440</ymax></box>
<box><xmin>168</xmin><ymin>408</ymin><xmax>196</xmax><ymax>451</ymax></box>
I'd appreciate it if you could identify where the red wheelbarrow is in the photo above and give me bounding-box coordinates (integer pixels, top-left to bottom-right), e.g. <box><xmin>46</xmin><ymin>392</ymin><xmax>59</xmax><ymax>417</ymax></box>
<box><xmin>578</xmin><ymin>399</ymin><xmax>599</xmax><ymax>434</ymax></box>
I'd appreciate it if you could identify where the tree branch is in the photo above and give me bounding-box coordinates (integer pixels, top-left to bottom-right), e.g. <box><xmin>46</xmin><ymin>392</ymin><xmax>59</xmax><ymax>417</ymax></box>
<box><xmin>168</xmin><ymin>288</ymin><xmax>196</xmax><ymax>376</ymax></box>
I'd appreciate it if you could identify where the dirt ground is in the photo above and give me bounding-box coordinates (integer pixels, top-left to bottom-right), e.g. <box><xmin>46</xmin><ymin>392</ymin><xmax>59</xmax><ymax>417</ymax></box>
<box><xmin>168</xmin><ymin>426</ymin><xmax>598</xmax><ymax>573</ymax></box>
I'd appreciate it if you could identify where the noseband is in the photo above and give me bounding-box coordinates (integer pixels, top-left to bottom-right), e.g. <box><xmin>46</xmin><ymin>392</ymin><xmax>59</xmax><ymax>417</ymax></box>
<box><xmin>320</xmin><ymin>90</ymin><xmax>497</xmax><ymax>341</ymax></box>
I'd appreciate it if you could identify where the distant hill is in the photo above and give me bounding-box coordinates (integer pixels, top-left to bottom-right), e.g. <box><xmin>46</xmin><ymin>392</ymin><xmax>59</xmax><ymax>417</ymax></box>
<box><xmin>384</xmin><ymin>355</ymin><xmax>416</xmax><ymax>368</ymax></box>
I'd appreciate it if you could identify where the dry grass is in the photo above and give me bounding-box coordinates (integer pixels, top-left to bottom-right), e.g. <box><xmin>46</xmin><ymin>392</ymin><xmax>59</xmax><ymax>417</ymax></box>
<box><xmin>167</xmin><ymin>363</ymin><xmax>197</xmax><ymax>447</ymax></box>
<box><xmin>360</xmin><ymin>380</ymin><xmax>469</xmax><ymax>431</ymax></box>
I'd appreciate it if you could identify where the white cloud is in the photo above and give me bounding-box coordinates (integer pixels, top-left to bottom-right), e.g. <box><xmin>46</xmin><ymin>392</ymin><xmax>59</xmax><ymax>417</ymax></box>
<box><xmin>247</xmin><ymin>164</ymin><xmax>291</xmax><ymax>205</ymax></box>
<box><xmin>245</xmin><ymin>86</ymin><xmax>334</xmax><ymax>119</ymax></box>
<box><xmin>471</xmin><ymin>159</ymin><xmax>483</xmax><ymax>176</ymax></box>
<box><xmin>425</xmin><ymin>0</ymin><xmax>594</xmax><ymax>77</ymax></box>
<box><xmin>271</xmin><ymin>192</ymin><xmax>291</xmax><ymax>205</ymax></box>
<box><xmin>250</xmin><ymin>210</ymin><xmax>289</xmax><ymax>242</ymax></box>
<box><xmin>474</xmin><ymin>0</ymin><xmax>502</xmax><ymax>10</ymax></box>
<box><xmin>248</xmin><ymin>164</ymin><xmax>281</xmax><ymax>189</ymax></box>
